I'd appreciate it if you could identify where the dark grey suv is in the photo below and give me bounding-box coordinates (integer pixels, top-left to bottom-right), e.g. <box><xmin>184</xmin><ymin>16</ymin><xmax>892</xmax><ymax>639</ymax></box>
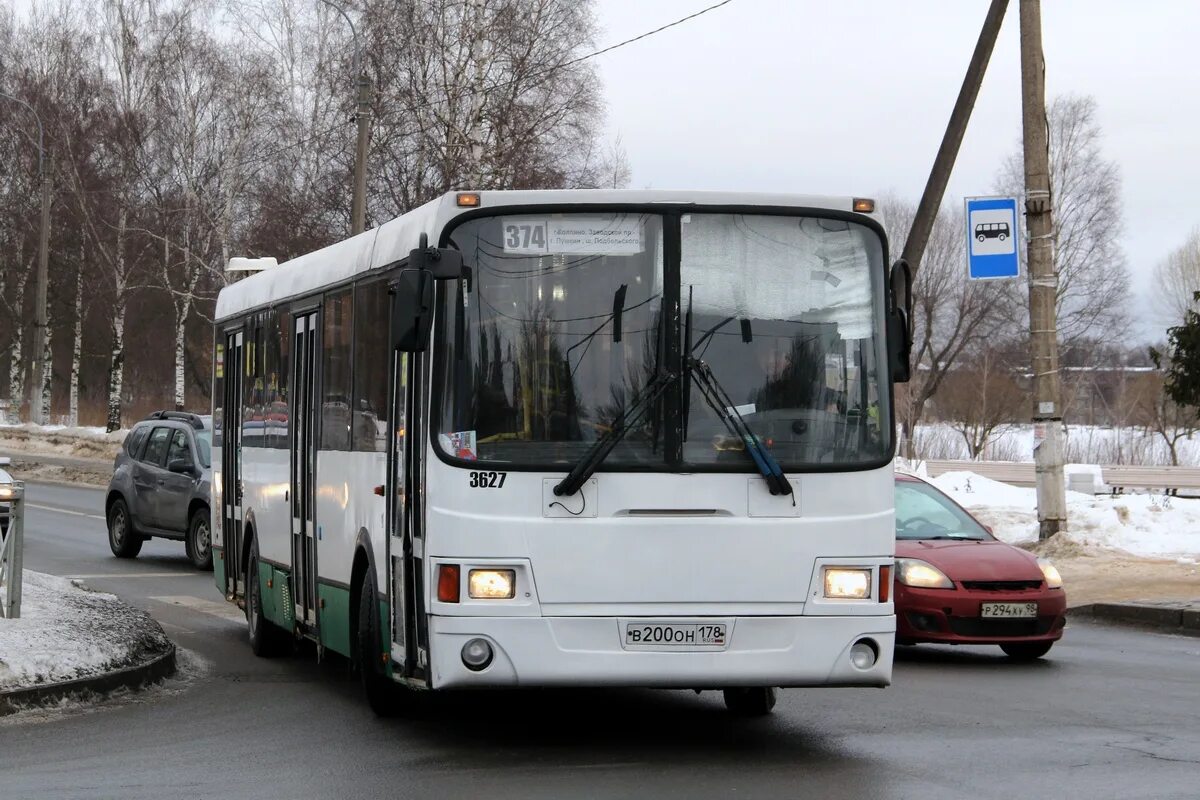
<box><xmin>106</xmin><ymin>411</ymin><xmax>213</xmax><ymax>569</ymax></box>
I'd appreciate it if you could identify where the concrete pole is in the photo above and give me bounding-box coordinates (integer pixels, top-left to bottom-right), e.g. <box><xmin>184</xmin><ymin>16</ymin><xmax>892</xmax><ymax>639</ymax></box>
<box><xmin>1019</xmin><ymin>0</ymin><xmax>1066</xmax><ymax>539</ymax></box>
<box><xmin>317</xmin><ymin>0</ymin><xmax>369</xmax><ymax>235</ymax></box>
<box><xmin>31</xmin><ymin>162</ymin><xmax>51</xmax><ymax>424</ymax></box>
<box><xmin>901</xmin><ymin>0</ymin><xmax>1009</xmax><ymax>271</ymax></box>
<box><xmin>352</xmin><ymin>73</ymin><xmax>372</xmax><ymax>235</ymax></box>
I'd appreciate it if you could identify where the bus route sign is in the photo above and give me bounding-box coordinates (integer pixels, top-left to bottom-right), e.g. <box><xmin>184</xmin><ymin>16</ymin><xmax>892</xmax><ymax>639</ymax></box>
<box><xmin>965</xmin><ymin>196</ymin><xmax>1020</xmax><ymax>280</ymax></box>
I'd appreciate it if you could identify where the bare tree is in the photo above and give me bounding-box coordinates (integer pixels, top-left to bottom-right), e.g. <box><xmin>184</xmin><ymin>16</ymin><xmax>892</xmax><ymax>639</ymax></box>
<box><xmin>995</xmin><ymin>94</ymin><xmax>1131</xmax><ymax>355</ymax></box>
<box><xmin>936</xmin><ymin>344</ymin><xmax>1026</xmax><ymax>459</ymax></box>
<box><xmin>1135</xmin><ymin>370</ymin><xmax>1198</xmax><ymax>466</ymax></box>
<box><xmin>1153</xmin><ymin>226</ymin><xmax>1200</xmax><ymax>328</ymax></box>
<box><xmin>366</xmin><ymin>0</ymin><xmax>604</xmax><ymax>216</ymax></box>
<box><xmin>877</xmin><ymin>194</ymin><xmax>1016</xmax><ymax>457</ymax></box>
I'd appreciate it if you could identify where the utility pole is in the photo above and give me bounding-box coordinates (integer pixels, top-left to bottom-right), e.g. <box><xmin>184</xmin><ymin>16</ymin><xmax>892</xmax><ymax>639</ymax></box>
<box><xmin>1019</xmin><ymin>0</ymin><xmax>1066</xmax><ymax>539</ymax></box>
<box><xmin>318</xmin><ymin>0</ymin><xmax>371</xmax><ymax>235</ymax></box>
<box><xmin>0</xmin><ymin>91</ymin><xmax>51</xmax><ymax>425</ymax></box>
<box><xmin>352</xmin><ymin>71</ymin><xmax>372</xmax><ymax>235</ymax></box>
<box><xmin>902</xmin><ymin>0</ymin><xmax>1008</xmax><ymax>271</ymax></box>
<box><xmin>33</xmin><ymin>155</ymin><xmax>51</xmax><ymax>423</ymax></box>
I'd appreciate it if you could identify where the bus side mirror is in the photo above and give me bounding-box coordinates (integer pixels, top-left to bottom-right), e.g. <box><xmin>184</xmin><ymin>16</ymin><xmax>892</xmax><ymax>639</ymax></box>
<box><xmin>391</xmin><ymin>269</ymin><xmax>435</xmax><ymax>352</ymax></box>
<box><xmin>888</xmin><ymin>259</ymin><xmax>913</xmax><ymax>383</ymax></box>
<box><xmin>408</xmin><ymin>233</ymin><xmax>464</xmax><ymax>280</ymax></box>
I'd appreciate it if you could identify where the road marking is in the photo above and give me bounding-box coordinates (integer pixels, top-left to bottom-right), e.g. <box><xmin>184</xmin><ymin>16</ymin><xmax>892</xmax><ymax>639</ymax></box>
<box><xmin>150</xmin><ymin>595</ymin><xmax>247</xmax><ymax>623</ymax></box>
<box><xmin>68</xmin><ymin>572</ymin><xmax>207</xmax><ymax>579</ymax></box>
<box><xmin>26</xmin><ymin>502</ymin><xmax>106</xmax><ymax>520</ymax></box>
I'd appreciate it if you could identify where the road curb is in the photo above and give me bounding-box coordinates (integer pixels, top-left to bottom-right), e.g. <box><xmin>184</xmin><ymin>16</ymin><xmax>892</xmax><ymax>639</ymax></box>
<box><xmin>0</xmin><ymin>643</ymin><xmax>177</xmax><ymax>715</ymax></box>
<box><xmin>1069</xmin><ymin>603</ymin><xmax>1200</xmax><ymax>636</ymax></box>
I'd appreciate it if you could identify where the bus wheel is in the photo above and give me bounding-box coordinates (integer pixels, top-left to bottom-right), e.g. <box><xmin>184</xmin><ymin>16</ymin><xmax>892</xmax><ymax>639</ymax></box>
<box><xmin>247</xmin><ymin>540</ymin><xmax>286</xmax><ymax>657</ymax></box>
<box><xmin>357</xmin><ymin>568</ymin><xmax>400</xmax><ymax>716</ymax></box>
<box><xmin>723</xmin><ymin>687</ymin><xmax>777</xmax><ymax>716</ymax></box>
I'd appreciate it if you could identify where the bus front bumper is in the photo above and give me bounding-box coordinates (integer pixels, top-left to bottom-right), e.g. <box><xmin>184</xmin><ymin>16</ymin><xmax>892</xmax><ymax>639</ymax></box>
<box><xmin>425</xmin><ymin>615</ymin><xmax>894</xmax><ymax>690</ymax></box>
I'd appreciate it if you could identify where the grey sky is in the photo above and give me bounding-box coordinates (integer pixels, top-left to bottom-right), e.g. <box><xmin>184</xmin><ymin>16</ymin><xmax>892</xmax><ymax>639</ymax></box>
<box><xmin>594</xmin><ymin>0</ymin><xmax>1196</xmax><ymax>343</ymax></box>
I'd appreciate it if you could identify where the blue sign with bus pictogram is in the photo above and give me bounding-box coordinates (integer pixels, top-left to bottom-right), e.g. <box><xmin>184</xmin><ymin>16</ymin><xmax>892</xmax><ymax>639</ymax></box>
<box><xmin>965</xmin><ymin>196</ymin><xmax>1020</xmax><ymax>280</ymax></box>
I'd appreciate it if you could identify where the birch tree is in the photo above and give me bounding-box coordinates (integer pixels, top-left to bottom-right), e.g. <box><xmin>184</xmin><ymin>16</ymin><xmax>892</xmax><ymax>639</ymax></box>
<box><xmin>995</xmin><ymin>94</ymin><xmax>1131</xmax><ymax>355</ymax></box>
<box><xmin>1153</xmin><ymin>227</ymin><xmax>1200</xmax><ymax>328</ymax></box>
<box><xmin>366</xmin><ymin>0</ymin><xmax>604</xmax><ymax>216</ymax></box>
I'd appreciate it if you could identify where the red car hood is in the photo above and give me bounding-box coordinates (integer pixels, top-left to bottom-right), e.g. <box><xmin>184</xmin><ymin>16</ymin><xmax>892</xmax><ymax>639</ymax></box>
<box><xmin>895</xmin><ymin>539</ymin><xmax>1043</xmax><ymax>582</ymax></box>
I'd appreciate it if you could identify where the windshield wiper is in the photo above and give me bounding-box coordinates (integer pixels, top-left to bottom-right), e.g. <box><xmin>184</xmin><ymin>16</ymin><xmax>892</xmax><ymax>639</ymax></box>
<box><xmin>687</xmin><ymin>357</ymin><xmax>793</xmax><ymax>500</ymax></box>
<box><xmin>553</xmin><ymin>370</ymin><xmax>676</xmax><ymax>498</ymax></box>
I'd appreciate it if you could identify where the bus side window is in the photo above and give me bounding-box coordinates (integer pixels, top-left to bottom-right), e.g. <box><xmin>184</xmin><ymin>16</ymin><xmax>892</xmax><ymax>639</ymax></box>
<box><xmin>353</xmin><ymin>281</ymin><xmax>390</xmax><ymax>452</ymax></box>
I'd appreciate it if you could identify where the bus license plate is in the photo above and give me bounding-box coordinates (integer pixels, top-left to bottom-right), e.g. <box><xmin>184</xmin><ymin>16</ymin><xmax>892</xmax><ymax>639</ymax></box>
<box><xmin>981</xmin><ymin>602</ymin><xmax>1038</xmax><ymax>618</ymax></box>
<box><xmin>624</xmin><ymin>622</ymin><xmax>727</xmax><ymax>648</ymax></box>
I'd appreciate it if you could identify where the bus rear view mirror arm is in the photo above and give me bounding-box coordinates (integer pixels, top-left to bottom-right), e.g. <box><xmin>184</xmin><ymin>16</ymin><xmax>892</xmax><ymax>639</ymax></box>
<box><xmin>408</xmin><ymin>232</ymin><xmax>464</xmax><ymax>280</ymax></box>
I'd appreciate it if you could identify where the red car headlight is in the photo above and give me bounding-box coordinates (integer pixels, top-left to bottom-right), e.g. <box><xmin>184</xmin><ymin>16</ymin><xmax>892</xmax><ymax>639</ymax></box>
<box><xmin>895</xmin><ymin>558</ymin><xmax>954</xmax><ymax>589</ymax></box>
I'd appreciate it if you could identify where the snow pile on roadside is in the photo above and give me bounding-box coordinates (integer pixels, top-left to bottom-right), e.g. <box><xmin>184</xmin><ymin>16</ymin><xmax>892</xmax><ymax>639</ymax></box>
<box><xmin>0</xmin><ymin>571</ymin><xmax>170</xmax><ymax>691</ymax></box>
<box><xmin>0</xmin><ymin>423</ymin><xmax>122</xmax><ymax>440</ymax></box>
<box><xmin>930</xmin><ymin>471</ymin><xmax>1200</xmax><ymax>559</ymax></box>
<box><xmin>0</xmin><ymin>423</ymin><xmax>124</xmax><ymax>463</ymax></box>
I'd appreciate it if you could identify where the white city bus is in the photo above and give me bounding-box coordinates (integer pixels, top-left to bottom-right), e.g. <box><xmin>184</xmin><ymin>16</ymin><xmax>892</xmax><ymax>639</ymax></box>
<box><xmin>211</xmin><ymin>189</ymin><xmax>913</xmax><ymax>715</ymax></box>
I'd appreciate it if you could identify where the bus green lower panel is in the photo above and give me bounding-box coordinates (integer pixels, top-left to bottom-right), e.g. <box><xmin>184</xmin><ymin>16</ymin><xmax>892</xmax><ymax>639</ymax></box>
<box><xmin>256</xmin><ymin>562</ymin><xmax>293</xmax><ymax>633</ymax></box>
<box><xmin>318</xmin><ymin>583</ymin><xmax>352</xmax><ymax>658</ymax></box>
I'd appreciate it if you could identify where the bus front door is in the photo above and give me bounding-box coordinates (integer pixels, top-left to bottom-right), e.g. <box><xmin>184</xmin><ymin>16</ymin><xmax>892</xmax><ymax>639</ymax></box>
<box><xmin>291</xmin><ymin>311</ymin><xmax>319</xmax><ymax>630</ymax></box>
<box><xmin>221</xmin><ymin>330</ymin><xmax>244</xmax><ymax>598</ymax></box>
<box><xmin>387</xmin><ymin>324</ymin><xmax>428</xmax><ymax>682</ymax></box>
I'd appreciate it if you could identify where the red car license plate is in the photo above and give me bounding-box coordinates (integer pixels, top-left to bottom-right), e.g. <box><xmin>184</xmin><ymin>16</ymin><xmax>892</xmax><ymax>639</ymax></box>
<box><xmin>981</xmin><ymin>602</ymin><xmax>1038</xmax><ymax>618</ymax></box>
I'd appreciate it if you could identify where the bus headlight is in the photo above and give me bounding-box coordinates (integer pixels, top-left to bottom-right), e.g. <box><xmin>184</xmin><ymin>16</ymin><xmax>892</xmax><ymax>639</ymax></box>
<box><xmin>468</xmin><ymin>569</ymin><xmax>516</xmax><ymax>599</ymax></box>
<box><xmin>823</xmin><ymin>568</ymin><xmax>872</xmax><ymax>599</ymax></box>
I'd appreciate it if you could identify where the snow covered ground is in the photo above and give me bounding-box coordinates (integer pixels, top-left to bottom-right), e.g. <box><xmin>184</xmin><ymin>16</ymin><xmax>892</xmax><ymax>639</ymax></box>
<box><xmin>0</xmin><ymin>571</ymin><xmax>170</xmax><ymax>692</ymax></box>
<box><xmin>929</xmin><ymin>470</ymin><xmax>1200</xmax><ymax>561</ymax></box>
<box><xmin>910</xmin><ymin>422</ymin><xmax>1200</xmax><ymax>466</ymax></box>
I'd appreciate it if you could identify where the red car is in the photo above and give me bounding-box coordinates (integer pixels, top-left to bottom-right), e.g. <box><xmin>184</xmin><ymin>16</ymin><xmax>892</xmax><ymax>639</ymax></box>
<box><xmin>893</xmin><ymin>474</ymin><xmax>1066</xmax><ymax>660</ymax></box>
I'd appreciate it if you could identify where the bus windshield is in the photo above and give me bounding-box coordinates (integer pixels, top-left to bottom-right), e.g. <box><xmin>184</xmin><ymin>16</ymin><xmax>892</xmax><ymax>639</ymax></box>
<box><xmin>435</xmin><ymin>210</ymin><xmax>891</xmax><ymax>470</ymax></box>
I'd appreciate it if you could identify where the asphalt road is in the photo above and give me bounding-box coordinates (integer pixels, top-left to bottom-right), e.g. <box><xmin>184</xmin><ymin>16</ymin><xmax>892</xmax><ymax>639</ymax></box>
<box><xmin>3</xmin><ymin>482</ymin><xmax>1199</xmax><ymax>800</ymax></box>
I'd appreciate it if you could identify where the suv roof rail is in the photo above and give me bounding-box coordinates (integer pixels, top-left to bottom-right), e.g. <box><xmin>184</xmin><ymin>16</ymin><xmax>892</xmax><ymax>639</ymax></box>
<box><xmin>146</xmin><ymin>410</ymin><xmax>205</xmax><ymax>429</ymax></box>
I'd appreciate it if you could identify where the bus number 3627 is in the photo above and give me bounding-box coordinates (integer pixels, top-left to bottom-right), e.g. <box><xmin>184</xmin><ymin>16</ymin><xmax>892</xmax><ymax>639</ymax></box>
<box><xmin>468</xmin><ymin>471</ymin><xmax>507</xmax><ymax>488</ymax></box>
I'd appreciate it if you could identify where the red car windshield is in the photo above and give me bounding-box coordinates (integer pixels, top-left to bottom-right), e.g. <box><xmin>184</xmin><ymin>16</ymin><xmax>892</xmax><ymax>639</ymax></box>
<box><xmin>895</xmin><ymin>480</ymin><xmax>992</xmax><ymax>541</ymax></box>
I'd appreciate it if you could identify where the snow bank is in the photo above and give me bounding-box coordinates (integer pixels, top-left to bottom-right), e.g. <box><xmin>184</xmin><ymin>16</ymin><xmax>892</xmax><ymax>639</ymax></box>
<box><xmin>0</xmin><ymin>571</ymin><xmax>170</xmax><ymax>691</ymax></box>
<box><xmin>0</xmin><ymin>423</ymin><xmax>124</xmax><ymax>441</ymax></box>
<box><xmin>929</xmin><ymin>471</ymin><xmax>1200</xmax><ymax>559</ymax></box>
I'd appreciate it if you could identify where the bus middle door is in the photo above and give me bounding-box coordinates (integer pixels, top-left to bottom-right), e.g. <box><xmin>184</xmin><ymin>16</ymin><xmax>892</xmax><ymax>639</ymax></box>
<box><xmin>290</xmin><ymin>311</ymin><xmax>320</xmax><ymax>631</ymax></box>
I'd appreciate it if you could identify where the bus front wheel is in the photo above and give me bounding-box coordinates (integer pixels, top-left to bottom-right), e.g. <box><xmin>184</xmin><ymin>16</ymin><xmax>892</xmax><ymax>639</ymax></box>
<box><xmin>357</xmin><ymin>568</ymin><xmax>402</xmax><ymax>716</ymax></box>
<box><xmin>723</xmin><ymin>687</ymin><xmax>777</xmax><ymax>716</ymax></box>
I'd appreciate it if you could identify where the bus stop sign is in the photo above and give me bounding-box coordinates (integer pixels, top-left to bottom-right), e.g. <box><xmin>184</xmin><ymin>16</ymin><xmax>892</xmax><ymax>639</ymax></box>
<box><xmin>965</xmin><ymin>196</ymin><xmax>1020</xmax><ymax>280</ymax></box>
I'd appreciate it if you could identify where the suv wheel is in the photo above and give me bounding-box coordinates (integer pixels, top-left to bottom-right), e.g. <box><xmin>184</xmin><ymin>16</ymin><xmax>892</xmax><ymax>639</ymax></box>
<box><xmin>108</xmin><ymin>497</ymin><xmax>144</xmax><ymax>558</ymax></box>
<box><xmin>186</xmin><ymin>508</ymin><xmax>213</xmax><ymax>570</ymax></box>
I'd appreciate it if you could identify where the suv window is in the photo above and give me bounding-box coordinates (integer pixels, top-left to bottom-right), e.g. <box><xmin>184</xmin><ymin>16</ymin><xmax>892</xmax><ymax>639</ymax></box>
<box><xmin>167</xmin><ymin>429</ymin><xmax>192</xmax><ymax>466</ymax></box>
<box><xmin>125</xmin><ymin>426</ymin><xmax>150</xmax><ymax>457</ymax></box>
<box><xmin>142</xmin><ymin>426</ymin><xmax>172</xmax><ymax>467</ymax></box>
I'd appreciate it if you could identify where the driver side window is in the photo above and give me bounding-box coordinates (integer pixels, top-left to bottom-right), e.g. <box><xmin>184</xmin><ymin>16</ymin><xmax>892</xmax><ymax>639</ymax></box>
<box><xmin>167</xmin><ymin>430</ymin><xmax>191</xmax><ymax>466</ymax></box>
<box><xmin>895</xmin><ymin>485</ymin><xmax>961</xmax><ymax>531</ymax></box>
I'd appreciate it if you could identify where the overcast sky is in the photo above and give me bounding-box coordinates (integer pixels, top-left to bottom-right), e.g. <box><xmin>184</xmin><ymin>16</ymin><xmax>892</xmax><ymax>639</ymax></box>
<box><xmin>593</xmin><ymin>0</ymin><xmax>1196</xmax><ymax>343</ymax></box>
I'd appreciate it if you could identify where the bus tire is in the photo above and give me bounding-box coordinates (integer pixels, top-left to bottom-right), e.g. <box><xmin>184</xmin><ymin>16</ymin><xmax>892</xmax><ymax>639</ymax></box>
<box><xmin>247</xmin><ymin>540</ymin><xmax>286</xmax><ymax>657</ymax></box>
<box><xmin>108</xmin><ymin>497</ymin><xmax>143</xmax><ymax>559</ymax></box>
<box><xmin>356</xmin><ymin>568</ymin><xmax>400</xmax><ymax>716</ymax></box>
<box><xmin>723</xmin><ymin>687</ymin><xmax>777</xmax><ymax>716</ymax></box>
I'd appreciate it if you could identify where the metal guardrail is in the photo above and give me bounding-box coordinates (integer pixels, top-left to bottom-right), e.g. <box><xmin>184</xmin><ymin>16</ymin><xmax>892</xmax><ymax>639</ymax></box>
<box><xmin>0</xmin><ymin>480</ymin><xmax>24</xmax><ymax>618</ymax></box>
<box><xmin>923</xmin><ymin>460</ymin><xmax>1200</xmax><ymax>494</ymax></box>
